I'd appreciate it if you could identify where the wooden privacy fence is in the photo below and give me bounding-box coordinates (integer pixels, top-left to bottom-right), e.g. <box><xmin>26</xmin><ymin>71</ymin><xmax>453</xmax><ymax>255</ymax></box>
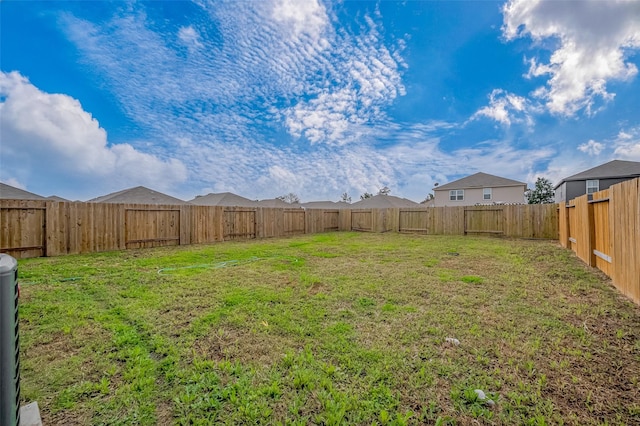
<box><xmin>393</xmin><ymin>204</ymin><xmax>558</xmax><ymax>237</ymax></box>
<box><xmin>558</xmin><ymin>178</ymin><xmax>640</xmax><ymax>305</ymax></box>
<box><xmin>1</xmin><ymin>202</ymin><xmax>558</xmax><ymax>259</ymax></box>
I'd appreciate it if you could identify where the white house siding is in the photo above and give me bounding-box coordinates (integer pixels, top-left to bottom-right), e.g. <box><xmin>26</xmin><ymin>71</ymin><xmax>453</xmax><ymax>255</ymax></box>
<box><xmin>434</xmin><ymin>186</ymin><xmax>525</xmax><ymax>207</ymax></box>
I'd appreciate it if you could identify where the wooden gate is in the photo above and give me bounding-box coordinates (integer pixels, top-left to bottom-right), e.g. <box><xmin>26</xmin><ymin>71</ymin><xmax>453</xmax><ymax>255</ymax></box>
<box><xmin>125</xmin><ymin>208</ymin><xmax>180</xmax><ymax>249</ymax></box>
<box><xmin>399</xmin><ymin>210</ymin><xmax>428</xmax><ymax>233</ymax></box>
<box><xmin>0</xmin><ymin>201</ymin><xmax>46</xmax><ymax>258</ymax></box>
<box><xmin>224</xmin><ymin>209</ymin><xmax>256</xmax><ymax>240</ymax></box>
<box><xmin>464</xmin><ymin>208</ymin><xmax>503</xmax><ymax>235</ymax></box>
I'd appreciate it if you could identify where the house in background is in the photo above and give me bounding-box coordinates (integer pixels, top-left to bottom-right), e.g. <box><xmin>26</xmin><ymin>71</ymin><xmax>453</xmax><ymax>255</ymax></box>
<box><xmin>87</xmin><ymin>186</ymin><xmax>189</xmax><ymax>204</ymax></box>
<box><xmin>350</xmin><ymin>194</ymin><xmax>419</xmax><ymax>208</ymax></box>
<box><xmin>554</xmin><ymin>159</ymin><xmax>640</xmax><ymax>203</ymax></box>
<box><xmin>433</xmin><ymin>172</ymin><xmax>527</xmax><ymax>207</ymax></box>
<box><xmin>0</xmin><ymin>182</ymin><xmax>46</xmax><ymax>200</ymax></box>
<box><xmin>189</xmin><ymin>192</ymin><xmax>256</xmax><ymax>207</ymax></box>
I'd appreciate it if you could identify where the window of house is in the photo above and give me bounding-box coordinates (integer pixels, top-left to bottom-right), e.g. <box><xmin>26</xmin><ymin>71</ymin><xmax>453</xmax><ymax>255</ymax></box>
<box><xmin>483</xmin><ymin>188</ymin><xmax>492</xmax><ymax>200</ymax></box>
<box><xmin>449</xmin><ymin>190</ymin><xmax>464</xmax><ymax>201</ymax></box>
<box><xmin>586</xmin><ymin>180</ymin><xmax>599</xmax><ymax>194</ymax></box>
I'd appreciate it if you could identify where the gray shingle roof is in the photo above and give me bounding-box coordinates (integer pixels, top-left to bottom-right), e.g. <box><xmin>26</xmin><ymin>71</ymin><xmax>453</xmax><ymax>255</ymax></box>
<box><xmin>255</xmin><ymin>198</ymin><xmax>299</xmax><ymax>208</ymax></box>
<box><xmin>87</xmin><ymin>186</ymin><xmax>188</xmax><ymax>204</ymax></box>
<box><xmin>302</xmin><ymin>201</ymin><xmax>347</xmax><ymax>209</ymax></box>
<box><xmin>0</xmin><ymin>182</ymin><xmax>46</xmax><ymax>200</ymax></box>
<box><xmin>350</xmin><ymin>194</ymin><xmax>419</xmax><ymax>208</ymax></box>
<box><xmin>46</xmin><ymin>195</ymin><xmax>69</xmax><ymax>202</ymax></box>
<box><xmin>434</xmin><ymin>172</ymin><xmax>526</xmax><ymax>191</ymax></box>
<box><xmin>554</xmin><ymin>160</ymin><xmax>640</xmax><ymax>189</ymax></box>
<box><xmin>189</xmin><ymin>192</ymin><xmax>256</xmax><ymax>207</ymax></box>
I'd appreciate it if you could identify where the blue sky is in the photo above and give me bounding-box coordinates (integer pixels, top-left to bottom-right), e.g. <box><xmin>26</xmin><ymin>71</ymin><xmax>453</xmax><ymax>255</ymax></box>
<box><xmin>1</xmin><ymin>0</ymin><xmax>639</xmax><ymax>202</ymax></box>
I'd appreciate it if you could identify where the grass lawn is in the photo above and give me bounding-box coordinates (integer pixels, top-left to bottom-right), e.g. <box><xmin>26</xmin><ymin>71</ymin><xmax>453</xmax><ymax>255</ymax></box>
<box><xmin>17</xmin><ymin>232</ymin><xmax>640</xmax><ymax>425</ymax></box>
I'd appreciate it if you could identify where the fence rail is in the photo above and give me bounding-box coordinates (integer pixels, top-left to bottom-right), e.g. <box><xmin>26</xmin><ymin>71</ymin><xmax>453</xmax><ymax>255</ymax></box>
<box><xmin>1</xmin><ymin>202</ymin><xmax>558</xmax><ymax>260</ymax></box>
<box><xmin>558</xmin><ymin>178</ymin><xmax>640</xmax><ymax>305</ymax></box>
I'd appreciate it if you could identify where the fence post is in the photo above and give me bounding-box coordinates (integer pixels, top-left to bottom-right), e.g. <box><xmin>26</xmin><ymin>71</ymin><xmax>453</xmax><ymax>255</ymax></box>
<box><xmin>558</xmin><ymin>203</ymin><xmax>569</xmax><ymax>248</ymax></box>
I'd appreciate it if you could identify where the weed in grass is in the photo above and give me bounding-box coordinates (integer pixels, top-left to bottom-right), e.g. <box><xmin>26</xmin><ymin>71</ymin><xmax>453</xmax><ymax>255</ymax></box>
<box><xmin>436</xmin><ymin>269</ymin><xmax>456</xmax><ymax>282</ymax></box>
<box><xmin>461</xmin><ymin>275</ymin><xmax>483</xmax><ymax>284</ymax></box>
<box><xmin>357</xmin><ymin>297</ymin><xmax>376</xmax><ymax>308</ymax></box>
<box><xmin>424</xmin><ymin>258</ymin><xmax>439</xmax><ymax>267</ymax></box>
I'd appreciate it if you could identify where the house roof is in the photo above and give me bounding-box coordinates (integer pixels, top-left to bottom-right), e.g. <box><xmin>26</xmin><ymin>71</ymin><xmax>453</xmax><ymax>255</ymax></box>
<box><xmin>420</xmin><ymin>198</ymin><xmax>435</xmax><ymax>207</ymax></box>
<box><xmin>46</xmin><ymin>195</ymin><xmax>69</xmax><ymax>202</ymax></box>
<box><xmin>350</xmin><ymin>194</ymin><xmax>419</xmax><ymax>208</ymax></box>
<box><xmin>302</xmin><ymin>201</ymin><xmax>347</xmax><ymax>209</ymax></box>
<box><xmin>434</xmin><ymin>172</ymin><xmax>526</xmax><ymax>191</ymax></box>
<box><xmin>554</xmin><ymin>160</ymin><xmax>640</xmax><ymax>189</ymax></box>
<box><xmin>255</xmin><ymin>198</ymin><xmax>299</xmax><ymax>208</ymax></box>
<box><xmin>0</xmin><ymin>182</ymin><xmax>46</xmax><ymax>200</ymax></box>
<box><xmin>189</xmin><ymin>192</ymin><xmax>256</xmax><ymax>207</ymax></box>
<box><xmin>87</xmin><ymin>186</ymin><xmax>189</xmax><ymax>204</ymax></box>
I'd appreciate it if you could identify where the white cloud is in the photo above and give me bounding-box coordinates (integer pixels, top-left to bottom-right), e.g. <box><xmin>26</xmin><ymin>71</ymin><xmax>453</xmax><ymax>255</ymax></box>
<box><xmin>471</xmin><ymin>89</ymin><xmax>535</xmax><ymax>126</ymax></box>
<box><xmin>282</xmin><ymin>15</ymin><xmax>406</xmax><ymax>144</ymax></box>
<box><xmin>503</xmin><ymin>0</ymin><xmax>640</xmax><ymax>116</ymax></box>
<box><xmin>578</xmin><ymin>139</ymin><xmax>605</xmax><ymax>156</ymax></box>
<box><xmin>0</xmin><ymin>71</ymin><xmax>187</xmax><ymax>196</ymax></box>
<box><xmin>613</xmin><ymin>127</ymin><xmax>640</xmax><ymax>160</ymax></box>
<box><xmin>178</xmin><ymin>26</ymin><xmax>203</xmax><ymax>50</ymax></box>
<box><xmin>272</xmin><ymin>0</ymin><xmax>328</xmax><ymax>41</ymax></box>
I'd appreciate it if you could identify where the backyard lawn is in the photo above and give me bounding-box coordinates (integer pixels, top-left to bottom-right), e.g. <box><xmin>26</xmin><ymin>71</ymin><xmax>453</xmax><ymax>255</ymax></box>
<box><xmin>17</xmin><ymin>232</ymin><xmax>640</xmax><ymax>425</ymax></box>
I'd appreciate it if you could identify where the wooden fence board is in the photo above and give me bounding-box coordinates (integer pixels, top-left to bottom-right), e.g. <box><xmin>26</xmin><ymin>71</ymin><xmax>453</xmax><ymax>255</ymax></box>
<box><xmin>373</xmin><ymin>209</ymin><xmax>385</xmax><ymax>233</ymax></box>
<box><xmin>284</xmin><ymin>209</ymin><xmax>305</xmax><ymax>235</ymax></box>
<box><xmin>305</xmin><ymin>209</ymin><xmax>323</xmax><ymax>234</ymax></box>
<box><xmin>557</xmin><ymin>203</ymin><xmax>570</xmax><ymax>248</ymax></box>
<box><xmin>180</xmin><ymin>205</ymin><xmax>191</xmax><ymax>246</ymax></box>
<box><xmin>610</xmin><ymin>179</ymin><xmax>640</xmax><ymax>304</ymax></box>
<box><xmin>322</xmin><ymin>210</ymin><xmax>340</xmax><ymax>232</ymax></box>
<box><xmin>260</xmin><ymin>208</ymin><xmax>283</xmax><ymax>239</ymax></box>
<box><xmin>338</xmin><ymin>209</ymin><xmax>351</xmax><ymax>231</ymax></box>
<box><xmin>569</xmin><ymin>196</ymin><xmax>592</xmax><ymax>264</ymax></box>
<box><xmin>591</xmin><ymin>190</ymin><xmax>612</xmax><ymax>276</ymax></box>
<box><xmin>67</xmin><ymin>202</ymin><xmax>89</xmax><ymax>254</ymax></box>
<box><xmin>399</xmin><ymin>209</ymin><xmax>429</xmax><ymax>233</ymax></box>
<box><xmin>191</xmin><ymin>206</ymin><xmax>223</xmax><ymax>244</ymax></box>
<box><xmin>568</xmin><ymin>202</ymin><xmax>577</xmax><ymax>252</ymax></box>
<box><xmin>351</xmin><ymin>210</ymin><xmax>373</xmax><ymax>232</ymax></box>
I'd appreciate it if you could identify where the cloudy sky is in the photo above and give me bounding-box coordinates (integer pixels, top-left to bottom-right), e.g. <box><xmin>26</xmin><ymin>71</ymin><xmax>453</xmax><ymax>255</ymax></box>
<box><xmin>1</xmin><ymin>0</ymin><xmax>639</xmax><ymax>202</ymax></box>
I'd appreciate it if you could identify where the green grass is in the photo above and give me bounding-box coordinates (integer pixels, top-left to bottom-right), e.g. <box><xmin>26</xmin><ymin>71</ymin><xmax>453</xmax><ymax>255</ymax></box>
<box><xmin>17</xmin><ymin>232</ymin><xmax>640</xmax><ymax>425</ymax></box>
